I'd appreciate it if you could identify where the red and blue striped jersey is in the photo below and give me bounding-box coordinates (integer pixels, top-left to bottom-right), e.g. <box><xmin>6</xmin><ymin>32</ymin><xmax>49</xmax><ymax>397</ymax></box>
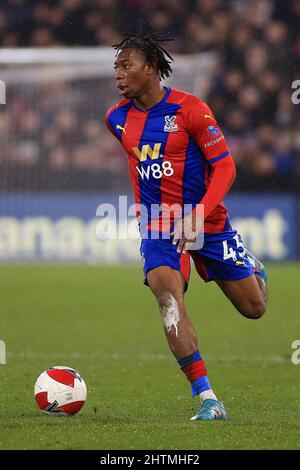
<box><xmin>105</xmin><ymin>87</ymin><xmax>232</xmax><ymax>233</ymax></box>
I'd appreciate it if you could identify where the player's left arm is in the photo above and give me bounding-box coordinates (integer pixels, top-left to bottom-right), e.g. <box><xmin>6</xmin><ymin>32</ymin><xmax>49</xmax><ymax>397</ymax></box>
<box><xmin>189</xmin><ymin>102</ymin><xmax>236</xmax><ymax>218</ymax></box>
<box><xmin>173</xmin><ymin>101</ymin><xmax>236</xmax><ymax>253</ymax></box>
<box><xmin>196</xmin><ymin>153</ymin><xmax>236</xmax><ymax>218</ymax></box>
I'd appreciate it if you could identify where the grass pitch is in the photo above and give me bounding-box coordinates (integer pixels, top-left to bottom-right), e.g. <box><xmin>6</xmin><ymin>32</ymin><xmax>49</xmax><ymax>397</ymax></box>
<box><xmin>0</xmin><ymin>263</ymin><xmax>299</xmax><ymax>450</ymax></box>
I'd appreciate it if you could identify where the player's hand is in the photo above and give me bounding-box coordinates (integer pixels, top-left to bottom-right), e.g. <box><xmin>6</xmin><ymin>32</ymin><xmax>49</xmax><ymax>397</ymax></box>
<box><xmin>171</xmin><ymin>212</ymin><xmax>204</xmax><ymax>254</ymax></box>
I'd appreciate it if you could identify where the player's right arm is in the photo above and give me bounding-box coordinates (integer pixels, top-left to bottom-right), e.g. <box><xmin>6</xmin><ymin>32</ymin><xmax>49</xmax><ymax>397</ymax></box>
<box><xmin>105</xmin><ymin>107</ymin><xmax>119</xmax><ymax>140</ymax></box>
<box><xmin>105</xmin><ymin>100</ymin><xmax>131</xmax><ymax>142</ymax></box>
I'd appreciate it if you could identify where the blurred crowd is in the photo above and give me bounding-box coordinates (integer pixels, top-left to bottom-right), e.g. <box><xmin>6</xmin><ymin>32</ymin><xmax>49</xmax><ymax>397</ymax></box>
<box><xmin>1</xmin><ymin>78</ymin><xmax>125</xmax><ymax>191</ymax></box>
<box><xmin>0</xmin><ymin>0</ymin><xmax>299</xmax><ymax>191</ymax></box>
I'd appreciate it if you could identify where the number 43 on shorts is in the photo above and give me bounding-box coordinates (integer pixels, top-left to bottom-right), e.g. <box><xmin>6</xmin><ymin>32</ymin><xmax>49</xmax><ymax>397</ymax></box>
<box><xmin>223</xmin><ymin>234</ymin><xmax>246</xmax><ymax>262</ymax></box>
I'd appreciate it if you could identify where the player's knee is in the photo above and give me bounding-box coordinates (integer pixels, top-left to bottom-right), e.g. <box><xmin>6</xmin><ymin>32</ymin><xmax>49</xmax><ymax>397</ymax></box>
<box><xmin>157</xmin><ymin>292</ymin><xmax>179</xmax><ymax>316</ymax></box>
<box><xmin>156</xmin><ymin>292</ymin><xmax>182</xmax><ymax>335</ymax></box>
<box><xmin>239</xmin><ymin>298</ymin><xmax>266</xmax><ymax>319</ymax></box>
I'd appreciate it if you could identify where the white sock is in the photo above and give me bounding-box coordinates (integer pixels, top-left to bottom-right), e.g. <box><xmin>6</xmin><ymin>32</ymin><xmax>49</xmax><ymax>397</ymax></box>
<box><xmin>199</xmin><ymin>389</ymin><xmax>218</xmax><ymax>402</ymax></box>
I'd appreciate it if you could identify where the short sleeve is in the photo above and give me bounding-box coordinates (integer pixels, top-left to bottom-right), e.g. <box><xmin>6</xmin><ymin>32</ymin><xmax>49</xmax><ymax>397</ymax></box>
<box><xmin>105</xmin><ymin>108</ymin><xmax>119</xmax><ymax>140</ymax></box>
<box><xmin>188</xmin><ymin>101</ymin><xmax>231</xmax><ymax>164</ymax></box>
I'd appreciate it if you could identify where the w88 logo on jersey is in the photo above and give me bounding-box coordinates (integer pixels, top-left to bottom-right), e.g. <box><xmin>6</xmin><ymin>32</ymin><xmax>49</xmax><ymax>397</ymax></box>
<box><xmin>136</xmin><ymin>161</ymin><xmax>174</xmax><ymax>180</ymax></box>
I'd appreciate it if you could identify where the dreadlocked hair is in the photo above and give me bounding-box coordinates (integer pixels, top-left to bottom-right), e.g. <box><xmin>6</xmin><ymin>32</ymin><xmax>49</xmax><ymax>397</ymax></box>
<box><xmin>113</xmin><ymin>32</ymin><xmax>174</xmax><ymax>80</ymax></box>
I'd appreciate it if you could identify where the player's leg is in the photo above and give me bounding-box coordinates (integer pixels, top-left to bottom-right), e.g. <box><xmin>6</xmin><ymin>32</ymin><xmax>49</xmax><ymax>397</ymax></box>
<box><xmin>216</xmin><ymin>247</ymin><xmax>268</xmax><ymax>319</ymax></box>
<box><xmin>146</xmin><ymin>265</ymin><xmax>227</xmax><ymax>420</ymax></box>
<box><xmin>216</xmin><ymin>273</ymin><xmax>267</xmax><ymax>319</ymax></box>
<box><xmin>191</xmin><ymin>230</ymin><xmax>268</xmax><ymax>320</ymax></box>
<box><xmin>146</xmin><ymin>266</ymin><xmax>196</xmax><ymax>358</ymax></box>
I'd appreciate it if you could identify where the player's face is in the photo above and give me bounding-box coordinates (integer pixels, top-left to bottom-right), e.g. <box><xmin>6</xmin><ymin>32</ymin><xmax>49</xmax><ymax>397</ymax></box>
<box><xmin>114</xmin><ymin>48</ymin><xmax>154</xmax><ymax>99</ymax></box>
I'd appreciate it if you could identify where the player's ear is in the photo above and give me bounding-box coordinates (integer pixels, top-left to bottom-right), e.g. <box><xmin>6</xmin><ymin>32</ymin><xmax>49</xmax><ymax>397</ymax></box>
<box><xmin>144</xmin><ymin>63</ymin><xmax>156</xmax><ymax>76</ymax></box>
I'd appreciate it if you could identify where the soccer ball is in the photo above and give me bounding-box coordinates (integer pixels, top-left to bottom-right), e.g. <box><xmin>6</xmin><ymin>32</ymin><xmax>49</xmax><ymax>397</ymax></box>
<box><xmin>34</xmin><ymin>365</ymin><xmax>87</xmax><ymax>415</ymax></box>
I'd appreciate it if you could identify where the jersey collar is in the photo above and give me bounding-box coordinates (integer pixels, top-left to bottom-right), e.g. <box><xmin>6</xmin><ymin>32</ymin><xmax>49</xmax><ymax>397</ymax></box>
<box><xmin>131</xmin><ymin>86</ymin><xmax>170</xmax><ymax>113</ymax></box>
